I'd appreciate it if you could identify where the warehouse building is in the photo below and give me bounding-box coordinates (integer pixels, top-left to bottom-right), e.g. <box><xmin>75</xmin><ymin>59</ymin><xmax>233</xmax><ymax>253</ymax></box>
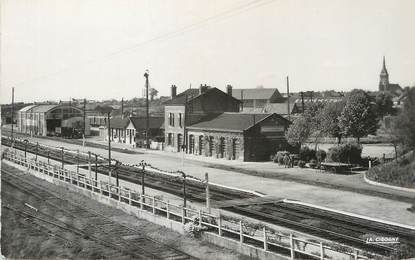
<box><xmin>186</xmin><ymin>112</ymin><xmax>290</xmax><ymax>161</ymax></box>
<box><xmin>17</xmin><ymin>104</ymin><xmax>89</xmax><ymax>137</ymax></box>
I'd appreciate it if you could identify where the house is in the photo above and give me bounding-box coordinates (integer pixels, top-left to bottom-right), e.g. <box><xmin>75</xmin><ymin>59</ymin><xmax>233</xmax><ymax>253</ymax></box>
<box><xmin>186</xmin><ymin>112</ymin><xmax>291</xmax><ymax>161</ymax></box>
<box><xmin>163</xmin><ymin>84</ymin><xmax>240</xmax><ymax>152</ymax></box>
<box><xmin>104</xmin><ymin>116</ymin><xmax>164</xmax><ymax>146</ymax></box>
<box><xmin>231</xmin><ymin>87</ymin><xmax>284</xmax><ymax>111</ymax></box>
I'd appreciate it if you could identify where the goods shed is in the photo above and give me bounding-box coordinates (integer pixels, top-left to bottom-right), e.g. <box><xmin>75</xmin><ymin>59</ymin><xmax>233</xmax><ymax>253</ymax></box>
<box><xmin>17</xmin><ymin>104</ymin><xmax>89</xmax><ymax>137</ymax></box>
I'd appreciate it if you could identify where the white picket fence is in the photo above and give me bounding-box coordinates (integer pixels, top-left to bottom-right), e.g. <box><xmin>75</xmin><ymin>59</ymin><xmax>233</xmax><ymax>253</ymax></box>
<box><xmin>3</xmin><ymin>150</ymin><xmax>382</xmax><ymax>260</ymax></box>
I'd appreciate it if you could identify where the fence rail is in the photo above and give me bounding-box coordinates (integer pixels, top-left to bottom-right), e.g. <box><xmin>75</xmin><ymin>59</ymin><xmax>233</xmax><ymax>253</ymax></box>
<box><xmin>3</xmin><ymin>149</ymin><xmax>377</xmax><ymax>260</ymax></box>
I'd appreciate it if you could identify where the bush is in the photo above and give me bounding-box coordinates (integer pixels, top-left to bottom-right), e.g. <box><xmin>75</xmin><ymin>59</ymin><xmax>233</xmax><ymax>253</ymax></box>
<box><xmin>299</xmin><ymin>146</ymin><xmax>316</xmax><ymax>162</ymax></box>
<box><xmin>309</xmin><ymin>159</ymin><xmax>317</xmax><ymax>168</ymax></box>
<box><xmin>326</xmin><ymin>143</ymin><xmax>362</xmax><ymax>164</ymax></box>
<box><xmin>316</xmin><ymin>149</ymin><xmax>327</xmax><ymax>163</ymax></box>
<box><xmin>298</xmin><ymin>160</ymin><xmax>306</xmax><ymax>168</ymax></box>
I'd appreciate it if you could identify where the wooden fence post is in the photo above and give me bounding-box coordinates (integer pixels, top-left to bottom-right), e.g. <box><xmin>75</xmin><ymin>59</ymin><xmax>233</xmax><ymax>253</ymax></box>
<box><xmin>354</xmin><ymin>250</ymin><xmax>358</xmax><ymax>260</ymax></box>
<box><xmin>198</xmin><ymin>209</ymin><xmax>202</xmax><ymax>227</ymax></box>
<box><xmin>239</xmin><ymin>220</ymin><xmax>243</xmax><ymax>244</ymax></box>
<box><xmin>263</xmin><ymin>226</ymin><xmax>268</xmax><ymax>251</ymax></box>
<box><xmin>182</xmin><ymin>208</ymin><xmax>186</xmax><ymax>224</ymax></box>
<box><xmin>290</xmin><ymin>233</ymin><xmax>295</xmax><ymax>259</ymax></box>
<box><xmin>128</xmin><ymin>190</ymin><xmax>132</xmax><ymax>205</ymax></box>
<box><xmin>152</xmin><ymin>196</ymin><xmax>156</xmax><ymax>214</ymax></box>
<box><xmin>320</xmin><ymin>242</ymin><xmax>324</xmax><ymax>260</ymax></box>
<box><xmin>166</xmin><ymin>201</ymin><xmax>170</xmax><ymax>219</ymax></box>
<box><xmin>218</xmin><ymin>211</ymin><xmax>222</xmax><ymax>236</ymax></box>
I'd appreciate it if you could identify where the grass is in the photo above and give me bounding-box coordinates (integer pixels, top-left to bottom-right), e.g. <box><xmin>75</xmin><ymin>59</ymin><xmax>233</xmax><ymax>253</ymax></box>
<box><xmin>366</xmin><ymin>158</ymin><xmax>415</xmax><ymax>189</ymax></box>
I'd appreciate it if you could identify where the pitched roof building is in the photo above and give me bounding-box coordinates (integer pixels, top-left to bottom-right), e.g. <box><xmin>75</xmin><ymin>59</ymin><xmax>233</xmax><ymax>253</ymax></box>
<box><xmin>231</xmin><ymin>87</ymin><xmax>284</xmax><ymax>111</ymax></box>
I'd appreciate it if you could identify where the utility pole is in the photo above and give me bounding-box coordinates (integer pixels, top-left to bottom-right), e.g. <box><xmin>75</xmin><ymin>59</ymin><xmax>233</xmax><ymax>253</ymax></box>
<box><xmin>286</xmin><ymin>76</ymin><xmax>290</xmax><ymax>121</ymax></box>
<box><xmin>83</xmin><ymin>98</ymin><xmax>86</xmax><ymax>139</ymax></box>
<box><xmin>108</xmin><ymin>112</ymin><xmax>112</xmax><ymax>185</ymax></box>
<box><xmin>144</xmin><ymin>70</ymin><xmax>150</xmax><ymax>149</ymax></box>
<box><xmin>121</xmin><ymin>98</ymin><xmax>124</xmax><ymax>119</ymax></box>
<box><xmin>300</xmin><ymin>91</ymin><xmax>305</xmax><ymax>113</ymax></box>
<box><xmin>11</xmin><ymin>87</ymin><xmax>14</xmax><ymax>140</ymax></box>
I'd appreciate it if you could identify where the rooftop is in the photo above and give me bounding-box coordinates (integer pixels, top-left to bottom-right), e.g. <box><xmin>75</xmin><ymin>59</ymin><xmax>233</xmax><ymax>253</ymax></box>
<box><xmin>232</xmin><ymin>88</ymin><xmax>281</xmax><ymax>100</ymax></box>
<box><xmin>187</xmin><ymin>112</ymin><xmax>287</xmax><ymax>132</ymax></box>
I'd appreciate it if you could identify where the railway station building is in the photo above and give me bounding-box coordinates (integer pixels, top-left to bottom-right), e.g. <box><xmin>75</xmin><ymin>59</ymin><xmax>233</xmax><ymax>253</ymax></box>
<box><xmin>186</xmin><ymin>112</ymin><xmax>290</xmax><ymax>161</ymax></box>
<box><xmin>17</xmin><ymin>104</ymin><xmax>89</xmax><ymax>137</ymax></box>
<box><xmin>163</xmin><ymin>84</ymin><xmax>240</xmax><ymax>153</ymax></box>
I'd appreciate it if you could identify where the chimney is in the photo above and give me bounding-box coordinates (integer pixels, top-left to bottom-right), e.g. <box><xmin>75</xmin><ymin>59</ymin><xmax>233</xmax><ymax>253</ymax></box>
<box><xmin>171</xmin><ymin>85</ymin><xmax>177</xmax><ymax>99</ymax></box>
<box><xmin>226</xmin><ymin>85</ymin><xmax>232</xmax><ymax>96</ymax></box>
<box><xmin>199</xmin><ymin>84</ymin><xmax>208</xmax><ymax>95</ymax></box>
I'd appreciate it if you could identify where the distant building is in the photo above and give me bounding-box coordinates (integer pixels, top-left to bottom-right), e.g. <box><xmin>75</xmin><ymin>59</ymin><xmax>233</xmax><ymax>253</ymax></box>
<box><xmin>17</xmin><ymin>104</ymin><xmax>89</xmax><ymax>137</ymax></box>
<box><xmin>379</xmin><ymin>56</ymin><xmax>403</xmax><ymax>97</ymax></box>
<box><xmin>163</xmin><ymin>84</ymin><xmax>240</xmax><ymax>152</ymax></box>
<box><xmin>186</xmin><ymin>113</ymin><xmax>290</xmax><ymax>161</ymax></box>
<box><xmin>231</xmin><ymin>87</ymin><xmax>284</xmax><ymax>111</ymax></box>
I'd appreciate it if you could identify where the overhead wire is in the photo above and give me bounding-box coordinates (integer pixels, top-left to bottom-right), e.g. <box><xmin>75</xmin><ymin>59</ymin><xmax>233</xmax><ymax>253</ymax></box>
<box><xmin>10</xmin><ymin>0</ymin><xmax>277</xmax><ymax>88</ymax></box>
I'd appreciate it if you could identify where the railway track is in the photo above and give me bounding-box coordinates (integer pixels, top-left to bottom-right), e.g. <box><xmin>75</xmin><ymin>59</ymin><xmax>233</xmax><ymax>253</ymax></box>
<box><xmin>1</xmin><ymin>167</ymin><xmax>197</xmax><ymax>260</ymax></box>
<box><xmin>3</xmin><ymin>136</ymin><xmax>415</xmax><ymax>257</ymax></box>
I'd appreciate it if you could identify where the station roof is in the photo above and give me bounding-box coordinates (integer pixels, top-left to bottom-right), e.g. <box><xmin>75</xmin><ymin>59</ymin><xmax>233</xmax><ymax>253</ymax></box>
<box><xmin>19</xmin><ymin>105</ymin><xmax>38</xmax><ymax>112</ymax></box>
<box><xmin>187</xmin><ymin>112</ymin><xmax>279</xmax><ymax>132</ymax></box>
<box><xmin>31</xmin><ymin>104</ymin><xmax>60</xmax><ymax>113</ymax></box>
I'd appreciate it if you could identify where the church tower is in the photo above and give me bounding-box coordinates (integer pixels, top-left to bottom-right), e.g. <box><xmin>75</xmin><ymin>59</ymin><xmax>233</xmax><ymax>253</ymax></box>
<box><xmin>379</xmin><ymin>56</ymin><xmax>389</xmax><ymax>92</ymax></box>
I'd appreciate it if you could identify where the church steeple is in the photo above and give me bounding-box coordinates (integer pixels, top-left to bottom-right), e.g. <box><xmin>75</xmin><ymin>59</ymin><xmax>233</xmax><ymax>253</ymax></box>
<box><xmin>379</xmin><ymin>56</ymin><xmax>389</xmax><ymax>92</ymax></box>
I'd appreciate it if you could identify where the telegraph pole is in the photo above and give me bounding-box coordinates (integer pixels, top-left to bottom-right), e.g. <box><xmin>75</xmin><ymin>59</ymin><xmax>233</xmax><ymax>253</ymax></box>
<box><xmin>121</xmin><ymin>98</ymin><xmax>124</xmax><ymax>119</ymax></box>
<box><xmin>11</xmin><ymin>87</ymin><xmax>14</xmax><ymax>140</ymax></box>
<box><xmin>107</xmin><ymin>112</ymin><xmax>112</xmax><ymax>185</ymax></box>
<box><xmin>300</xmin><ymin>91</ymin><xmax>305</xmax><ymax>113</ymax></box>
<box><xmin>286</xmin><ymin>76</ymin><xmax>290</xmax><ymax>121</ymax></box>
<box><xmin>144</xmin><ymin>70</ymin><xmax>150</xmax><ymax>149</ymax></box>
<box><xmin>83</xmin><ymin>98</ymin><xmax>86</xmax><ymax>138</ymax></box>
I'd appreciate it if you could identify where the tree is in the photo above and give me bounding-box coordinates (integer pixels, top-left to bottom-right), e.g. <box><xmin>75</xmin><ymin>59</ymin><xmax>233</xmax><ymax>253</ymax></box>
<box><xmin>375</xmin><ymin>92</ymin><xmax>394</xmax><ymax>118</ymax></box>
<box><xmin>318</xmin><ymin>101</ymin><xmax>345</xmax><ymax>144</ymax></box>
<box><xmin>149</xmin><ymin>88</ymin><xmax>159</xmax><ymax>101</ymax></box>
<box><xmin>303</xmin><ymin>102</ymin><xmax>326</xmax><ymax>149</ymax></box>
<box><xmin>396</xmin><ymin>87</ymin><xmax>415</xmax><ymax>150</ymax></box>
<box><xmin>338</xmin><ymin>89</ymin><xmax>378</xmax><ymax>143</ymax></box>
<box><xmin>285</xmin><ymin>116</ymin><xmax>311</xmax><ymax>148</ymax></box>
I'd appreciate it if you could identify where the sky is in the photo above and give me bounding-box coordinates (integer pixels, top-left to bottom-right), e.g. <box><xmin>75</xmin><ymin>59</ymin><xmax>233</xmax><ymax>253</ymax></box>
<box><xmin>1</xmin><ymin>0</ymin><xmax>415</xmax><ymax>104</ymax></box>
